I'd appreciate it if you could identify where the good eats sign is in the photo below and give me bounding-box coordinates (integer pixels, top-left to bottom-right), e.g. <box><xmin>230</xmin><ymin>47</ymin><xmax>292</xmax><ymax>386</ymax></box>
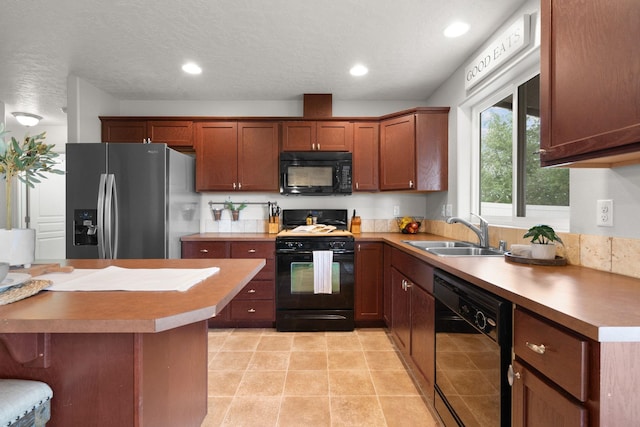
<box><xmin>464</xmin><ymin>15</ymin><xmax>531</xmax><ymax>90</ymax></box>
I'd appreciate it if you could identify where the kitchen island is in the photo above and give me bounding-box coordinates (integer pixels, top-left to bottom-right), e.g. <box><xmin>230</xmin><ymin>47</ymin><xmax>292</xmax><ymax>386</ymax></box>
<box><xmin>0</xmin><ymin>258</ymin><xmax>265</xmax><ymax>427</ymax></box>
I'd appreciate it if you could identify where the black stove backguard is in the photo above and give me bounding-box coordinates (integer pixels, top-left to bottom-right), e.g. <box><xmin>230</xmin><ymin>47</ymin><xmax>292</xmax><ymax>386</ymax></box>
<box><xmin>280</xmin><ymin>209</ymin><xmax>349</xmax><ymax>230</ymax></box>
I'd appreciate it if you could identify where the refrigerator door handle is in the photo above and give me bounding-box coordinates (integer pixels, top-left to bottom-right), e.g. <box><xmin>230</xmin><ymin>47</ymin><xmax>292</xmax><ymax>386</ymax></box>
<box><xmin>104</xmin><ymin>174</ymin><xmax>119</xmax><ymax>259</ymax></box>
<box><xmin>109</xmin><ymin>174</ymin><xmax>119</xmax><ymax>259</ymax></box>
<box><xmin>97</xmin><ymin>173</ymin><xmax>108</xmax><ymax>259</ymax></box>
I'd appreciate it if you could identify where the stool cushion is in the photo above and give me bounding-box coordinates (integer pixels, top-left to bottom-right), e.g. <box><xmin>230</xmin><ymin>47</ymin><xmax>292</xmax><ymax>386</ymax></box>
<box><xmin>0</xmin><ymin>380</ymin><xmax>53</xmax><ymax>426</ymax></box>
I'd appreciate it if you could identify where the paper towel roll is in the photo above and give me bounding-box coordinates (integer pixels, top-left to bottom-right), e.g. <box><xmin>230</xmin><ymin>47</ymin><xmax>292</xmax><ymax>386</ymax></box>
<box><xmin>510</xmin><ymin>244</ymin><xmax>531</xmax><ymax>258</ymax></box>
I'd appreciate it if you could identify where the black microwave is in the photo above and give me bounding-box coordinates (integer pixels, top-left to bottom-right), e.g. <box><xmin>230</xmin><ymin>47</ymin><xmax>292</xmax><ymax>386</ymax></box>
<box><xmin>280</xmin><ymin>152</ymin><xmax>352</xmax><ymax>195</ymax></box>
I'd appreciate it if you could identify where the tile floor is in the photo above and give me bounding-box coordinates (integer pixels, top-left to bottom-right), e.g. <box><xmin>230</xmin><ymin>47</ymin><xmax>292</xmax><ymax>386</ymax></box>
<box><xmin>202</xmin><ymin>328</ymin><xmax>440</xmax><ymax>427</ymax></box>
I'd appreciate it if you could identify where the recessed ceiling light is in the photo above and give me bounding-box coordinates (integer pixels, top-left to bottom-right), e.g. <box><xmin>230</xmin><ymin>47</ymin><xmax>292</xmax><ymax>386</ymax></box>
<box><xmin>350</xmin><ymin>64</ymin><xmax>368</xmax><ymax>77</ymax></box>
<box><xmin>444</xmin><ymin>22</ymin><xmax>470</xmax><ymax>38</ymax></box>
<box><xmin>182</xmin><ymin>62</ymin><xmax>202</xmax><ymax>75</ymax></box>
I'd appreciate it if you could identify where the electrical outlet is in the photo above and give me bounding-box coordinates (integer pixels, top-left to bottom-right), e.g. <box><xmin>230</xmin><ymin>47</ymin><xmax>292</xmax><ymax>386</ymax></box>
<box><xmin>393</xmin><ymin>205</ymin><xmax>400</xmax><ymax>216</ymax></box>
<box><xmin>597</xmin><ymin>199</ymin><xmax>613</xmax><ymax>227</ymax></box>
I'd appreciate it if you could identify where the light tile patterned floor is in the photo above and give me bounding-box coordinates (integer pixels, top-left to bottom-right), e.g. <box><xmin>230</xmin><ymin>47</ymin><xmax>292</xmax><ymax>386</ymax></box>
<box><xmin>202</xmin><ymin>328</ymin><xmax>440</xmax><ymax>427</ymax></box>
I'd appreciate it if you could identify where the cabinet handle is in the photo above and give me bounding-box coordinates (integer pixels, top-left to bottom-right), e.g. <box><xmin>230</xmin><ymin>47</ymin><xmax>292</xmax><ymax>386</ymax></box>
<box><xmin>247</xmin><ymin>289</ymin><xmax>256</xmax><ymax>293</ymax></box>
<box><xmin>317</xmin><ymin>143</ymin><xmax>320</xmax><ymax>150</ymax></box>
<box><xmin>312</xmin><ymin>143</ymin><xmax>316</xmax><ymax>150</ymax></box>
<box><xmin>507</xmin><ymin>364</ymin><xmax>521</xmax><ymax>386</ymax></box>
<box><xmin>247</xmin><ymin>308</ymin><xmax>256</xmax><ymax>313</ymax></box>
<box><xmin>525</xmin><ymin>342</ymin><xmax>546</xmax><ymax>355</ymax></box>
<box><xmin>238</xmin><ymin>182</ymin><xmax>242</xmax><ymax>189</ymax></box>
<box><xmin>199</xmin><ymin>249</ymin><xmax>209</xmax><ymax>253</ymax></box>
<box><xmin>409</xmin><ymin>180</ymin><xmax>414</xmax><ymax>188</ymax></box>
<box><xmin>355</xmin><ymin>182</ymin><xmax>359</xmax><ymax>190</ymax></box>
<box><xmin>248</xmin><ymin>249</ymin><xmax>256</xmax><ymax>253</ymax></box>
<box><xmin>233</xmin><ymin>182</ymin><xmax>237</xmax><ymax>190</ymax></box>
<box><xmin>533</xmin><ymin>149</ymin><xmax>547</xmax><ymax>155</ymax></box>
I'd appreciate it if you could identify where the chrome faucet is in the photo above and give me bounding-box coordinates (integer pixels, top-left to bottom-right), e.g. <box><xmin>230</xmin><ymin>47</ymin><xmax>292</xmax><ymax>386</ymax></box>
<box><xmin>446</xmin><ymin>213</ymin><xmax>489</xmax><ymax>248</ymax></box>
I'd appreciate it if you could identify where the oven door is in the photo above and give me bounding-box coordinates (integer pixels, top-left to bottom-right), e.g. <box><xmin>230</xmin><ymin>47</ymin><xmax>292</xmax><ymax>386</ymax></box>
<box><xmin>276</xmin><ymin>251</ymin><xmax>354</xmax><ymax>310</ymax></box>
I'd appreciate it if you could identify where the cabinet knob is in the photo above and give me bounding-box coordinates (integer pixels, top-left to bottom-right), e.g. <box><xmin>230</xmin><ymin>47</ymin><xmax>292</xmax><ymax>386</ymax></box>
<box><xmin>199</xmin><ymin>249</ymin><xmax>209</xmax><ymax>253</ymax></box>
<box><xmin>247</xmin><ymin>308</ymin><xmax>256</xmax><ymax>313</ymax></box>
<box><xmin>507</xmin><ymin>364</ymin><xmax>521</xmax><ymax>386</ymax></box>
<box><xmin>525</xmin><ymin>342</ymin><xmax>546</xmax><ymax>355</ymax></box>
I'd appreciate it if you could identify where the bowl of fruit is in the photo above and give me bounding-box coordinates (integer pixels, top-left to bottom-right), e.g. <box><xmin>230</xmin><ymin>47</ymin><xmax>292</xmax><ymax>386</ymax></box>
<box><xmin>396</xmin><ymin>216</ymin><xmax>423</xmax><ymax>234</ymax></box>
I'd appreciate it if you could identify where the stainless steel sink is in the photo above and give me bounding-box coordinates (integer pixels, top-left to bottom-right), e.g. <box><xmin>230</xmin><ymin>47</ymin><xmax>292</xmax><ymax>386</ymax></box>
<box><xmin>401</xmin><ymin>240</ymin><xmax>475</xmax><ymax>249</ymax></box>
<box><xmin>426</xmin><ymin>247</ymin><xmax>504</xmax><ymax>257</ymax></box>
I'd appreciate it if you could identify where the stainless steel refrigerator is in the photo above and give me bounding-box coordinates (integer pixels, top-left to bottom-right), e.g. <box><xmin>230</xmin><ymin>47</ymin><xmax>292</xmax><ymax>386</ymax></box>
<box><xmin>65</xmin><ymin>143</ymin><xmax>199</xmax><ymax>259</ymax></box>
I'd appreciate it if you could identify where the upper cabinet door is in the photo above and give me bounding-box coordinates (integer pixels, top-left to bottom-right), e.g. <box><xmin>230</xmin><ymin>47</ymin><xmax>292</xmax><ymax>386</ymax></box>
<box><xmin>540</xmin><ymin>0</ymin><xmax>640</xmax><ymax>167</ymax></box>
<box><xmin>353</xmin><ymin>122</ymin><xmax>379</xmax><ymax>191</ymax></box>
<box><xmin>379</xmin><ymin>114</ymin><xmax>416</xmax><ymax>190</ymax></box>
<box><xmin>101</xmin><ymin>119</ymin><xmax>148</xmax><ymax>143</ymax></box>
<box><xmin>148</xmin><ymin>120</ymin><xmax>194</xmax><ymax>149</ymax></box>
<box><xmin>237</xmin><ymin>122</ymin><xmax>279</xmax><ymax>191</ymax></box>
<box><xmin>195</xmin><ymin>122</ymin><xmax>238</xmax><ymax>191</ymax></box>
<box><xmin>282</xmin><ymin>121</ymin><xmax>315</xmax><ymax>151</ymax></box>
<box><xmin>282</xmin><ymin>121</ymin><xmax>353</xmax><ymax>151</ymax></box>
<box><xmin>316</xmin><ymin>121</ymin><xmax>353</xmax><ymax>151</ymax></box>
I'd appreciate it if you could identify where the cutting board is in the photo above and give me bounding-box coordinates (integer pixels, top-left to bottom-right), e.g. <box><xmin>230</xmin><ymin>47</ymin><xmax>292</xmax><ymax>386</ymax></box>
<box><xmin>12</xmin><ymin>263</ymin><xmax>75</xmax><ymax>277</ymax></box>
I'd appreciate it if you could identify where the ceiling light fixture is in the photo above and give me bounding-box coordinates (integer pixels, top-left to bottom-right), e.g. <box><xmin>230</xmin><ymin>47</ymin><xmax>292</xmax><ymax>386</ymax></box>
<box><xmin>12</xmin><ymin>112</ymin><xmax>43</xmax><ymax>127</ymax></box>
<box><xmin>182</xmin><ymin>62</ymin><xmax>202</xmax><ymax>75</ymax></box>
<box><xmin>444</xmin><ymin>21</ymin><xmax>470</xmax><ymax>38</ymax></box>
<box><xmin>350</xmin><ymin>64</ymin><xmax>368</xmax><ymax>77</ymax></box>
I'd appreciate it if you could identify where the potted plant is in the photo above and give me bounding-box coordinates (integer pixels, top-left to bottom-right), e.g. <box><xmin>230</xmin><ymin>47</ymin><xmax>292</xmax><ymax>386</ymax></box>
<box><xmin>523</xmin><ymin>224</ymin><xmax>563</xmax><ymax>260</ymax></box>
<box><xmin>0</xmin><ymin>123</ymin><xmax>63</xmax><ymax>266</ymax></box>
<box><xmin>223</xmin><ymin>200</ymin><xmax>247</xmax><ymax>221</ymax></box>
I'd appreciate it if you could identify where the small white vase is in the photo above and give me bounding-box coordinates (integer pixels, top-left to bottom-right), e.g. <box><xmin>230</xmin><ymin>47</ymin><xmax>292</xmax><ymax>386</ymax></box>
<box><xmin>530</xmin><ymin>243</ymin><xmax>556</xmax><ymax>260</ymax></box>
<box><xmin>0</xmin><ymin>228</ymin><xmax>36</xmax><ymax>267</ymax></box>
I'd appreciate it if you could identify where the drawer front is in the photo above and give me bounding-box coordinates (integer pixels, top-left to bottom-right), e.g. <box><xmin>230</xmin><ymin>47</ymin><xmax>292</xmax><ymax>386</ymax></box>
<box><xmin>234</xmin><ymin>280</ymin><xmax>274</xmax><ymax>300</ymax></box>
<box><xmin>230</xmin><ymin>299</ymin><xmax>275</xmax><ymax>321</ymax></box>
<box><xmin>182</xmin><ymin>241</ymin><xmax>228</xmax><ymax>258</ymax></box>
<box><xmin>230</xmin><ymin>242</ymin><xmax>274</xmax><ymax>259</ymax></box>
<box><xmin>390</xmin><ymin>248</ymin><xmax>433</xmax><ymax>292</ymax></box>
<box><xmin>514</xmin><ymin>308</ymin><xmax>588</xmax><ymax>401</ymax></box>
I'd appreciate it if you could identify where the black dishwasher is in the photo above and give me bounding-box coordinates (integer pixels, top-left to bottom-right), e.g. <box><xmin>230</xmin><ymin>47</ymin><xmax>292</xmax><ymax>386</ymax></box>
<box><xmin>433</xmin><ymin>269</ymin><xmax>512</xmax><ymax>427</ymax></box>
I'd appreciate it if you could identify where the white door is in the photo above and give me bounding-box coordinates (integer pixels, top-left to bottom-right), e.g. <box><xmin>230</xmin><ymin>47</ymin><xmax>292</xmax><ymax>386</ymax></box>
<box><xmin>19</xmin><ymin>154</ymin><xmax>66</xmax><ymax>260</ymax></box>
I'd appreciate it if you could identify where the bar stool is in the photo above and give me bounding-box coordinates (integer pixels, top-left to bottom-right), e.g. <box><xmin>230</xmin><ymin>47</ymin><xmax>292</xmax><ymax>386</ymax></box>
<box><xmin>0</xmin><ymin>379</ymin><xmax>52</xmax><ymax>427</ymax></box>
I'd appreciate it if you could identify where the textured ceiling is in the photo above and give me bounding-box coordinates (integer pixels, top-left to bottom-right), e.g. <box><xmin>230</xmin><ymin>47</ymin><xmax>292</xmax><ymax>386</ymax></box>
<box><xmin>0</xmin><ymin>0</ymin><xmax>526</xmax><ymax>126</ymax></box>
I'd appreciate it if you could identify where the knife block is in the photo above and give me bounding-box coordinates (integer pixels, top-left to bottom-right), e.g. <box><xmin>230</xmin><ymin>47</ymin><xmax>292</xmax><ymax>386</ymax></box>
<box><xmin>350</xmin><ymin>216</ymin><xmax>361</xmax><ymax>234</ymax></box>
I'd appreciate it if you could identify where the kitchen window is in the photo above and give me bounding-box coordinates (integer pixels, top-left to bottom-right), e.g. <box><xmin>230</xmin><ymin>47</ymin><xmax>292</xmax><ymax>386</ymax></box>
<box><xmin>473</xmin><ymin>74</ymin><xmax>569</xmax><ymax>229</ymax></box>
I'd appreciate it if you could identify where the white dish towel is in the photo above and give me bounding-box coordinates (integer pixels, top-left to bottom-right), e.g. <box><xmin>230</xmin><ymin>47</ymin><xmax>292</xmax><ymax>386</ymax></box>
<box><xmin>313</xmin><ymin>251</ymin><xmax>333</xmax><ymax>294</ymax></box>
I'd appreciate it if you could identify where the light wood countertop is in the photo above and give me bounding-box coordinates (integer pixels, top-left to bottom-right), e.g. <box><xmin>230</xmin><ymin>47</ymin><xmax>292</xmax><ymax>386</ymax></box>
<box><xmin>183</xmin><ymin>232</ymin><xmax>640</xmax><ymax>342</ymax></box>
<box><xmin>0</xmin><ymin>258</ymin><xmax>265</xmax><ymax>334</ymax></box>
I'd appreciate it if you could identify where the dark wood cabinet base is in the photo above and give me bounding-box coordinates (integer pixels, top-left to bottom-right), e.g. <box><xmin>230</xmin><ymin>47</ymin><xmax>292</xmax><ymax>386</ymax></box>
<box><xmin>0</xmin><ymin>321</ymin><xmax>208</xmax><ymax>427</ymax></box>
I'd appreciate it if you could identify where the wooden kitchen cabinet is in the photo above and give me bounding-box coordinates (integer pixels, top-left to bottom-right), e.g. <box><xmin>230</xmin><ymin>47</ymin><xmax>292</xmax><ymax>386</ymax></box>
<box><xmin>101</xmin><ymin>119</ymin><xmax>148</xmax><ymax>143</ymax></box>
<box><xmin>352</xmin><ymin>122</ymin><xmax>379</xmax><ymax>191</ymax></box>
<box><xmin>379</xmin><ymin>108</ymin><xmax>448</xmax><ymax>191</ymax></box>
<box><xmin>195</xmin><ymin>121</ymin><xmax>279</xmax><ymax>192</ymax></box>
<box><xmin>181</xmin><ymin>240</ymin><xmax>275</xmax><ymax>328</ymax></box>
<box><xmin>388</xmin><ymin>247</ymin><xmax>436</xmax><ymax>398</ymax></box>
<box><xmin>355</xmin><ymin>242</ymin><xmax>384</xmax><ymax>325</ymax></box>
<box><xmin>512</xmin><ymin>308</ymin><xmax>589</xmax><ymax>426</ymax></box>
<box><xmin>540</xmin><ymin>0</ymin><xmax>640</xmax><ymax>167</ymax></box>
<box><xmin>100</xmin><ymin>118</ymin><xmax>194</xmax><ymax>150</ymax></box>
<box><xmin>282</xmin><ymin>121</ymin><xmax>353</xmax><ymax>151</ymax></box>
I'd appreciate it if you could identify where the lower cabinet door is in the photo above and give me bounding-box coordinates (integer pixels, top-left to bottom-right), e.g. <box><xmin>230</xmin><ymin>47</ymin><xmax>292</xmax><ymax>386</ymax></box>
<box><xmin>511</xmin><ymin>360</ymin><xmax>587</xmax><ymax>427</ymax></box>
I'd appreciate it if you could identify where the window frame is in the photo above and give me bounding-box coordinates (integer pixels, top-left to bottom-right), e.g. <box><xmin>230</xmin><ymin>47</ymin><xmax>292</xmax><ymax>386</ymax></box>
<box><xmin>468</xmin><ymin>70</ymin><xmax>570</xmax><ymax>231</ymax></box>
